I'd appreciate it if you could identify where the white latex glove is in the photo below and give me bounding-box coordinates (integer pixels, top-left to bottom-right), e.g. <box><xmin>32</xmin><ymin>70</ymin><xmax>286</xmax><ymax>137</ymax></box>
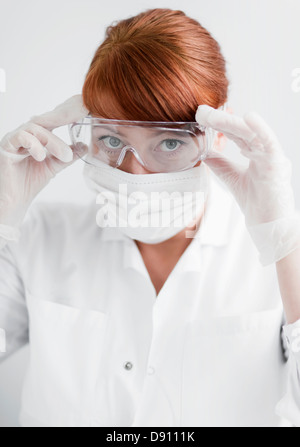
<box><xmin>0</xmin><ymin>95</ymin><xmax>88</xmax><ymax>247</ymax></box>
<box><xmin>196</xmin><ymin>105</ymin><xmax>300</xmax><ymax>266</ymax></box>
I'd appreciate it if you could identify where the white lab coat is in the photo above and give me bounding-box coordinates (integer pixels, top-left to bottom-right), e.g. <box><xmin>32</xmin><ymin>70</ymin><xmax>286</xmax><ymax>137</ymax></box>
<box><xmin>0</xmin><ymin>175</ymin><xmax>299</xmax><ymax>427</ymax></box>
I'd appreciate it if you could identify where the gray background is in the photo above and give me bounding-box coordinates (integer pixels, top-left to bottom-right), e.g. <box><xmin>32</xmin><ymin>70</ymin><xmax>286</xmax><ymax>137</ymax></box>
<box><xmin>0</xmin><ymin>0</ymin><xmax>299</xmax><ymax>427</ymax></box>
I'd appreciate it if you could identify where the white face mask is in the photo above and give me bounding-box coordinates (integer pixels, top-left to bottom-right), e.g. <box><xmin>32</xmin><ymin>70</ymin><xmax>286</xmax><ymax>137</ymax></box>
<box><xmin>83</xmin><ymin>158</ymin><xmax>209</xmax><ymax>244</ymax></box>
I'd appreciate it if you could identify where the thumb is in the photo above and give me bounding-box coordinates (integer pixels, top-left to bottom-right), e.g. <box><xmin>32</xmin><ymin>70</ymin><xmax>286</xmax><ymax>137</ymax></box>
<box><xmin>48</xmin><ymin>143</ymin><xmax>88</xmax><ymax>176</ymax></box>
<box><xmin>30</xmin><ymin>95</ymin><xmax>88</xmax><ymax>132</ymax></box>
<box><xmin>204</xmin><ymin>152</ymin><xmax>245</xmax><ymax>189</ymax></box>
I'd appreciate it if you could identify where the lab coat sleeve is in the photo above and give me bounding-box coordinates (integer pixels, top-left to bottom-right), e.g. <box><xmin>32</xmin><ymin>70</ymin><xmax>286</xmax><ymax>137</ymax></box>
<box><xmin>276</xmin><ymin>319</ymin><xmax>300</xmax><ymax>426</ymax></box>
<box><xmin>0</xmin><ymin>240</ymin><xmax>28</xmax><ymax>364</ymax></box>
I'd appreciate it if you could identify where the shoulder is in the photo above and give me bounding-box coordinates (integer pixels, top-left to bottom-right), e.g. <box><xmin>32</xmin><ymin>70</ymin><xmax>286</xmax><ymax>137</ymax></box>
<box><xmin>203</xmin><ymin>173</ymin><xmax>246</xmax><ymax>246</ymax></box>
<box><xmin>206</xmin><ymin>175</ymin><xmax>282</xmax><ymax>309</ymax></box>
<box><xmin>18</xmin><ymin>199</ymin><xmax>100</xmax><ymax>250</ymax></box>
<box><xmin>206</xmin><ymin>174</ymin><xmax>270</xmax><ymax>269</ymax></box>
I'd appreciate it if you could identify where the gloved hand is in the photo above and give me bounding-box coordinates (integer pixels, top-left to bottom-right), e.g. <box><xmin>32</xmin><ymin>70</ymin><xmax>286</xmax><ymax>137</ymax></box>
<box><xmin>196</xmin><ymin>105</ymin><xmax>300</xmax><ymax>265</ymax></box>
<box><xmin>0</xmin><ymin>95</ymin><xmax>88</xmax><ymax>248</ymax></box>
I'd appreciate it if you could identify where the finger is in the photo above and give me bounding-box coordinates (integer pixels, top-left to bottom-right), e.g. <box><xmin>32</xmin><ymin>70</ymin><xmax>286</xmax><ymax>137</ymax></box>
<box><xmin>243</xmin><ymin>112</ymin><xmax>282</xmax><ymax>154</ymax></box>
<box><xmin>196</xmin><ymin>105</ymin><xmax>256</xmax><ymax>142</ymax></box>
<box><xmin>6</xmin><ymin>130</ymin><xmax>47</xmax><ymax>162</ymax></box>
<box><xmin>46</xmin><ymin>143</ymin><xmax>88</xmax><ymax>176</ymax></box>
<box><xmin>29</xmin><ymin>95</ymin><xmax>89</xmax><ymax>131</ymax></box>
<box><xmin>24</xmin><ymin>123</ymin><xmax>74</xmax><ymax>162</ymax></box>
<box><xmin>204</xmin><ymin>152</ymin><xmax>245</xmax><ymax>189</ymax></box>
<box><xmin>211</xmin><ymin>131</ymin><xmax>251</xmax><ymax>156</ymax></box>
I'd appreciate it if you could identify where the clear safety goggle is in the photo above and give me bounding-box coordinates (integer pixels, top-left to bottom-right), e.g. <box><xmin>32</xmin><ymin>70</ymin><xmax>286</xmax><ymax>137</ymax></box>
<box><xmin>68</xmin><ymin>117</ymin><xmax>217</xmax><ymax>173</ymax></box>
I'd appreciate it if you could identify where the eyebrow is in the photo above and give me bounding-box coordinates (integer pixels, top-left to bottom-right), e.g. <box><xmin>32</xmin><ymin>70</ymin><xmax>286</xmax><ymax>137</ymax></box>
<box><xmin>93</xmin><ymin>126</ymin><xmax>192</xmax><ymax>138</ymax></box>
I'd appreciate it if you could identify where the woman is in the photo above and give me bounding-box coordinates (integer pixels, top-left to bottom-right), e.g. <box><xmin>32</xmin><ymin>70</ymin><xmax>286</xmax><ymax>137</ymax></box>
<box><xmin>0</xmin><ymin>8</ymin><xmax>299</xmax><ymax>427</ymax></box>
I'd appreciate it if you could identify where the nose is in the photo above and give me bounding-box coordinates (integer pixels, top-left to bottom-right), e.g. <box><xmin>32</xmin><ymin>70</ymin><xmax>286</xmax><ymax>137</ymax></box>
<box><xmin>117</xmin><ymin>150</ymin><xmax>154</xmax><ymax>175</ymax></box>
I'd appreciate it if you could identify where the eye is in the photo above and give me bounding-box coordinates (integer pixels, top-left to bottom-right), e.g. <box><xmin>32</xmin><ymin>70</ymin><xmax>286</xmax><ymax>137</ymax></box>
<box><xmin>98</xmin><ymin>135</ymin><xmax>124</xmax><ymax>150</ymax></box>
<box><xmin>160</xmin><ymin>139</ymin><xmax>185</xmax><ymax>152</ymax></box>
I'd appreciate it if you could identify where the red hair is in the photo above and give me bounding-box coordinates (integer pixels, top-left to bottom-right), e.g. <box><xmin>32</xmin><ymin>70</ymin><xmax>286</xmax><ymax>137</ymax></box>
<box><xmin>82</xmin><ymin>8</ymin><xmax>229</xmax><ymax>122</ymax></box>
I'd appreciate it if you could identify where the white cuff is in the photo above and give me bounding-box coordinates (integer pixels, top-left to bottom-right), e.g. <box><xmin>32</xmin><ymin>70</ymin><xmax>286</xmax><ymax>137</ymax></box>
<box><xmin>247</xmin><ymin>214</ymin><xmax>300</xmax><ymax>266</ymax></box>
<box><xmin>283</xmin><ymin>318</ymin><xmax>300</xmax><ymax>362</ymax></box>
<box><xmin>275</xmin><ymin>318</ymin><xmax>300</xmax><ymax>426</ymax></box>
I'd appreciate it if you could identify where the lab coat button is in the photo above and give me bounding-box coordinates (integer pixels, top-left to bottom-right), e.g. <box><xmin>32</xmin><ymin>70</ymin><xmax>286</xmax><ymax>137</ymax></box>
<box><xmin>124</xmin><ymin>361</ymin><xmax>133</xmax><ymax>371</ymax></box>
<box><xmin>147</xmin><ymin>366</ymin><xmax>155</xmax><ymax>375</ymax></box>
